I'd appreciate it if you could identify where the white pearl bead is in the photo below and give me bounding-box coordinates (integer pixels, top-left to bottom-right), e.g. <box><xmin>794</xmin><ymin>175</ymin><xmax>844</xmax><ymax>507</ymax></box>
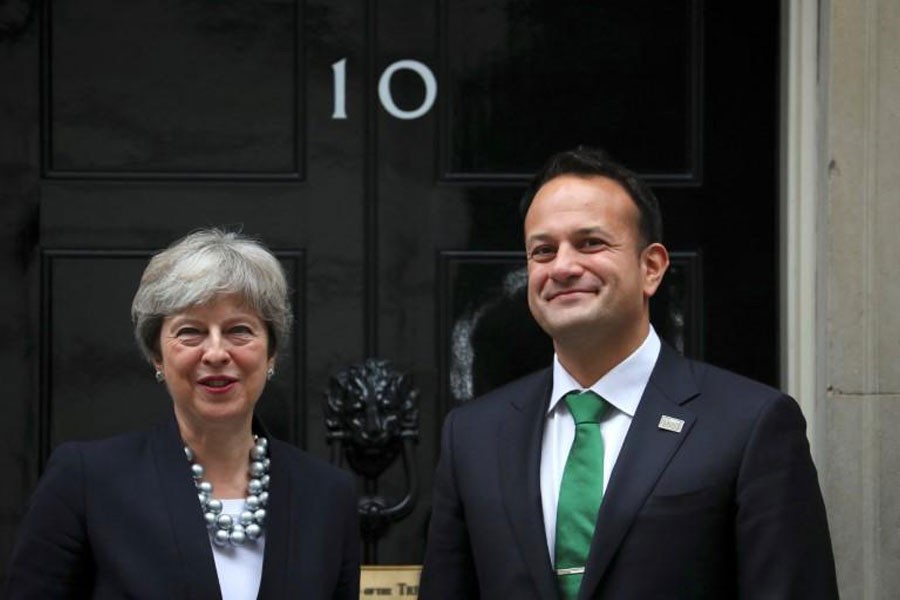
<box><xmin>230</xmin><ymin>530</ymin><xmax>247</xmax><ymax>546</ymax></box>
<box><xmin>216</xmin><ymin>514</ymin><xmax>233</xmax><ymax>529</ymax></box>
<box><xmin>246</xmin><ymin>523</ymin><xmax>262</xmax><ymax>540</ymax></box>
<box><xmin>184</xmin><ymin>438</ymin><xmax>269</xmax><ymax>546</ymax></box>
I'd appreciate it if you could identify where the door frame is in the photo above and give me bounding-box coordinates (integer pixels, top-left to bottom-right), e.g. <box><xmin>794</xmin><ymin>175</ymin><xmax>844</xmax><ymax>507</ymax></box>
<box><xmin>780</xmin><ymin>0</ymin><xmax>824</xmax><ymax>462</ymax></box>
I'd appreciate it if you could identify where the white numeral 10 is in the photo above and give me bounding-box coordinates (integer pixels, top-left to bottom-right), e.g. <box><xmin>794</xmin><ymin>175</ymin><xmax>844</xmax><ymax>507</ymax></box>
<box><xmin>331</xmin><ymin>58</ymin><xmax>438</xmax><ymax>121</ymax></box>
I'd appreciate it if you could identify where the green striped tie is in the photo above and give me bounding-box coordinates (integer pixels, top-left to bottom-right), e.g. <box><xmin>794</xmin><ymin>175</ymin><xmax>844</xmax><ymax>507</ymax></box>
<box><xmin>555</xmin><ymin>390</ymin><xmax>607</xmax><ymax>600</ymax></box>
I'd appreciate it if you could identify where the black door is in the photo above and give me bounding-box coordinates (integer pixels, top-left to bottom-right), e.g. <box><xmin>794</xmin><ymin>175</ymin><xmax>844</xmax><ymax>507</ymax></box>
<box><xmin>0</xmin><ymin>0</ymin><xmax>778</xmax><ymax>571</ymax></box>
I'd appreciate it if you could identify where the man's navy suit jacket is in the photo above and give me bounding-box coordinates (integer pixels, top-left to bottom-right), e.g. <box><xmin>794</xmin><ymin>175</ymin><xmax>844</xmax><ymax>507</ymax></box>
<box><xmin>6</xmin><ymin>415</ymin><xmax>360</xmax><ymax>599</ymax></box>
<box><xmin>420</xmin><ymin>343</ymin><xmax>838</xmax><ymax>599</ymax></box>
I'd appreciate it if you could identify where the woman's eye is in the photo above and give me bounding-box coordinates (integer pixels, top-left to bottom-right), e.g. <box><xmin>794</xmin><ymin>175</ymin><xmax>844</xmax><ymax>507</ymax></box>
<box><xmin>227</xmin><ymin>325</ymin><xmax>257</xmax><ymax>343</ymax></box>
<box><xmin>174</xmin><ymin>327</ymin><xmax>204</xmax><ymax>344</ymax></box>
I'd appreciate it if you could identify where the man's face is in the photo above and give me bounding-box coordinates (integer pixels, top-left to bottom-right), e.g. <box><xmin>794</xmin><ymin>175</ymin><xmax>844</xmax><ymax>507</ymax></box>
<box><xmin>524</xmin><ymin>174</ymin><xmax>666</xmax><ymax>348</ymax></box>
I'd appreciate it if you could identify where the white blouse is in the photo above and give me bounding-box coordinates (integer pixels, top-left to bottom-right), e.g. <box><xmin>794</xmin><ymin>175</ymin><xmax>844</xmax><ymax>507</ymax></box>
<box><xmin>210</xmin><ymin>499</ymin><xmax>266</xmax><ymax>600</ymax></box>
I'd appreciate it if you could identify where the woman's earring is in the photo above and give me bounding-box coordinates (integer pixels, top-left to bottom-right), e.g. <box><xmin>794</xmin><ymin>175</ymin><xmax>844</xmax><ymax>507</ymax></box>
<box><xmin>155</xmin><ymin>370</ymin><xmax>165</xmax><ymax>383</ymax></box>
<box><xmin>266</xmin><ymin>367</ymin><xmax>275</xmax><ymax>381</ymax></box>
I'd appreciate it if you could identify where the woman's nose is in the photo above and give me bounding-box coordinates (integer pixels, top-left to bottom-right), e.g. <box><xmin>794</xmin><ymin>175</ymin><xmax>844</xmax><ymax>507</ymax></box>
<box><xmin>201</xmin><ymin>331</ymin><xmax>231</xmax><ymax>364</ymax></box>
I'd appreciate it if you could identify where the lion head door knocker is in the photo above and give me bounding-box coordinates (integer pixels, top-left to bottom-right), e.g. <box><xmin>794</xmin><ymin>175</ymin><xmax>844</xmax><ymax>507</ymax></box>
<box><xmin>324</xmin><ymin>358</ymin><xmax>419</xmax><ymax>561</ymax></box>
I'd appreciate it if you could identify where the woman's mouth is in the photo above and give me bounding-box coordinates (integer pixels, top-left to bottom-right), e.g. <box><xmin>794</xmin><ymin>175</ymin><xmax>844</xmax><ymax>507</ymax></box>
<box><xmin>197</xmin><ymin>376</ymin><xmax>238</xmax><ymax>392</ymax></box>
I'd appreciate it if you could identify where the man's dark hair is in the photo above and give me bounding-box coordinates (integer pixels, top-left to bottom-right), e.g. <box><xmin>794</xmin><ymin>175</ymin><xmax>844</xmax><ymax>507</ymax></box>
<box><xmin>520</xmin><ymin>146</ymin><xmax>663</xmax><ymax>247</ymax></box>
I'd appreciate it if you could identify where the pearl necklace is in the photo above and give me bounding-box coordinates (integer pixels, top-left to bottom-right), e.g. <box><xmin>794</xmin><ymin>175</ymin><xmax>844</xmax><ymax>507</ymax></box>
<box><xmin>184</xmin><ymin>435</ymin><xmax>271</xmax><ymax>547</ymax></box>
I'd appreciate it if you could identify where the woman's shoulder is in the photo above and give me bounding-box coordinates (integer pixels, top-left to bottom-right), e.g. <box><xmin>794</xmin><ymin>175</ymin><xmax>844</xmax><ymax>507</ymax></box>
<box><xmin>44</xmin><ymin>426</ymin><xmax>165</xmax><ymax>484</ymax></box>
<box><xmin>51</xmin><ymin>427</ymin><xmax>153</xmax><ymax>459</ymax></box>
<box><xmin>29</xmin><ymin>429</ymin><xmax>154</xmax><ymax>509</ymax></box>
<box><xmin>268</xmin><ymin>438</ymin><xmax>355</xmax><ymax>487</ymax></box>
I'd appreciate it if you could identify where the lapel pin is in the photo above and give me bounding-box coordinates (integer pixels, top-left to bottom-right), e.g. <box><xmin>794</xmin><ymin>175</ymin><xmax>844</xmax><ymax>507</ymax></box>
<box><xmin>658</xmin><ymin>415</ymin><xmax>684</xmax><ymax>433</ymax></box>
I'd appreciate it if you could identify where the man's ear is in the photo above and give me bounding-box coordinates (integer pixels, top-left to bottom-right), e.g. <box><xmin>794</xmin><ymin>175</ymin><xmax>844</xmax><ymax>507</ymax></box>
<box><xmin>641</xmin><ymin>242</ymin><xmax>670</xmax><ymax>299</ymax></box>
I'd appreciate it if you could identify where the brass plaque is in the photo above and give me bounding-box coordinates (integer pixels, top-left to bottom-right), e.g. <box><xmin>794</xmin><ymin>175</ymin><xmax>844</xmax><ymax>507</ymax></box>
<box><xmin>359</xmin><ymin>565</ymin><xmax>421</xmax><ymax>598</ymax></box>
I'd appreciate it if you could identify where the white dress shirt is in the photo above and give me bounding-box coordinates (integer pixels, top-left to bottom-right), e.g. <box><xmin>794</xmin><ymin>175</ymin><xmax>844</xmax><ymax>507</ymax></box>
<box><xmin>540</xmin><ymin>327</ymin><xmax>661</xmax><ymax>564</ymax></box>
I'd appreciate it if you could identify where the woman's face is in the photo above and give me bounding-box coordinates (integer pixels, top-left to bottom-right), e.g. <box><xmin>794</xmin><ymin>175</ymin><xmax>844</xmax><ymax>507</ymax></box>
<box><xmin>154</xmin><ymin>294</ymin><xmax>273</xmax><ymax>431</ymax></box>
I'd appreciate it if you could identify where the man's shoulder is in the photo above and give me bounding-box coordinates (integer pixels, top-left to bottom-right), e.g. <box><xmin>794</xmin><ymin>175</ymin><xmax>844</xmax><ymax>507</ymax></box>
<box><xmin>480</xmin><ymin>367</ymin><xmax>552</xmax><ymax>400</ymax></box>
<box><xmin>449</xmin><ymin>367</ymin><xmax>551</xmax><ymax>420</ymax></box>
<box><xmin>682</xmin><ymin>355</ymin><xmax>782</xmax><ymax>397</ymax></box>
<box><xmin>649</xmin><ymin>348</ymin><xmax>812</xmax><ymax>451</ymax></box>
<box><xmin>660</xmin><ymin>346</ymin><xmax>790</xmax><ymax>415</ymax></box>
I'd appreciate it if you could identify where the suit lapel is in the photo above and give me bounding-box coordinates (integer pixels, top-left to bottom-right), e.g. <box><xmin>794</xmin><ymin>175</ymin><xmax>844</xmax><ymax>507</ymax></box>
<box><xmin>153</xmin><ymin>416</ymin><xmax>290</xmax><ymax>599</ymax></box>
<box><xmin>256</xmin><ymin>422</ymin><xmax>290</xmax><ymax>598</ymax></box>
<box><xmin>578</xmin><ymin>344</ymin><xmax>699</xmax><ymax>600</ymax></box>
<box><xmin>151</xmin><ymin>416</ymin><xmax>222</xmax><ymax>599</ymax></box>
<box><xmin>498</xmin><ymin>370</ymin><xmax>559</xmax><ymax>599</ymax></box>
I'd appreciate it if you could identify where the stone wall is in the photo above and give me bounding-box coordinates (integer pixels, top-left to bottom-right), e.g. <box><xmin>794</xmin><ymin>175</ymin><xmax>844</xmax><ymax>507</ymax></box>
<box><xmin>823</xmin><ymin>0</ymin><xmax>900</xmax><ymax>596</ymax></box>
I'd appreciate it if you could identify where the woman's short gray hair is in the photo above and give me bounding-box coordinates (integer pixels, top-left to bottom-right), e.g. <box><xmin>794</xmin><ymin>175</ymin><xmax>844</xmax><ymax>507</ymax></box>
<box><xmin>131</xmin><ymin>229</ymin><xmax>292</xmax><ymax>363</ymax></box>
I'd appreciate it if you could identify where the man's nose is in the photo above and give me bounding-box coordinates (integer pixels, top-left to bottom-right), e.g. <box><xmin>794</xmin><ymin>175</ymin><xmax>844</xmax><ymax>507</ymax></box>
<box><xmin>549</xmin><ymin>244</ymin><xmax>584</xmax><ymax>280</ymax></box>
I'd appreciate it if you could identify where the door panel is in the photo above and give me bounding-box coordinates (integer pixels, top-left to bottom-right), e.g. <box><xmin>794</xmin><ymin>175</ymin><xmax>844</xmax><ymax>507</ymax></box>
<box><xmin>46</xmin><ymin>0</ymin><xmax>299</xmax><ymax>177</ymax></box>
<box><xmin>441</xmin><ymin>0</ymin><xmax>701</xmax><ymax>182</ymax></box>
<box><xmin>0</xmin><ymin>0</ymin><xmax>778</xmax><ymax>574</ymax></box>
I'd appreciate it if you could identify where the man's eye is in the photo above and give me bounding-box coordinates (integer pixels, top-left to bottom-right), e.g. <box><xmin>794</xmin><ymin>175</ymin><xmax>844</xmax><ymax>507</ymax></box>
<box><xmin>529</xmin><ymin>246</ymin><xmax>555</xmax><ymax>261</ymax></box>
<box><xmin>579</xmin><ymin>238</ymin><xmax>606</xmax><ymax>250</ymax></box>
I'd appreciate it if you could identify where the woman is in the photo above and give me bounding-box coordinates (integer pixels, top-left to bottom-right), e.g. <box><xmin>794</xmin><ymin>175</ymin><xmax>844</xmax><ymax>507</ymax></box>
<box><xmin>6</xmin><ymin>229</ymin><xmax>360</xmax><ymax>599</ymax></box>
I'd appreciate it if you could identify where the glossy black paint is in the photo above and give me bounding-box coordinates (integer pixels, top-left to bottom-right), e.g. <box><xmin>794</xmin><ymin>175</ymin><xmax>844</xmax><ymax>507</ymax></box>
<box><xmin>0</xmin><ymin>0</ymin><xmax>778</xmax><ymax>574</ymax></box>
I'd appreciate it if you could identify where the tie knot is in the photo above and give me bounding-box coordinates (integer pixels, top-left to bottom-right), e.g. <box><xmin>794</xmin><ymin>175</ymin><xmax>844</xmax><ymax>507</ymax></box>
<box><xmin>565</xmin><ymin>390</ymin><xmax>607</xmax><ymax>424</ymax></box>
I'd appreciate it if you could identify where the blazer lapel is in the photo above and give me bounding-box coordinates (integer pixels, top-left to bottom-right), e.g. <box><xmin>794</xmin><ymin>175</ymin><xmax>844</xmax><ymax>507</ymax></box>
<box><xmin>151</xmin><ymin>416</ymin><xmax>222</xmax><ymax>599</ymax></box>
<box><xmin>256</xmin><ymin>421</ymin><xmax>290</xmax><ymax>598</ymax></box>
<box><xmin>498</xmin><ymin>370</ymin><xmax>559</xmax><ymax>599</ymax></box>
<box><xmin>578</xmin><ymin>344</ymin><xmax>699</xmax><ymax>600</ymax></box>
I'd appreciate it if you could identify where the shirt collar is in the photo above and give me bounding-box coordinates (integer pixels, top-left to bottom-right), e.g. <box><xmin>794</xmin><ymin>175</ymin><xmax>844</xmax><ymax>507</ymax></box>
<box><xmin>547</xmin><ymin>326</ymin><xmax>661</xmax><ymax>418</ymax></box>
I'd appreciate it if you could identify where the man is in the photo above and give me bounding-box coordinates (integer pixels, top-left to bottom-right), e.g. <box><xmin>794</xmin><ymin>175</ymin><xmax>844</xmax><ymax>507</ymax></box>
<box><xmin>419</xmin><ymin>147</ymin><xmax>838</xmax><ymax>599</ymax></box>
